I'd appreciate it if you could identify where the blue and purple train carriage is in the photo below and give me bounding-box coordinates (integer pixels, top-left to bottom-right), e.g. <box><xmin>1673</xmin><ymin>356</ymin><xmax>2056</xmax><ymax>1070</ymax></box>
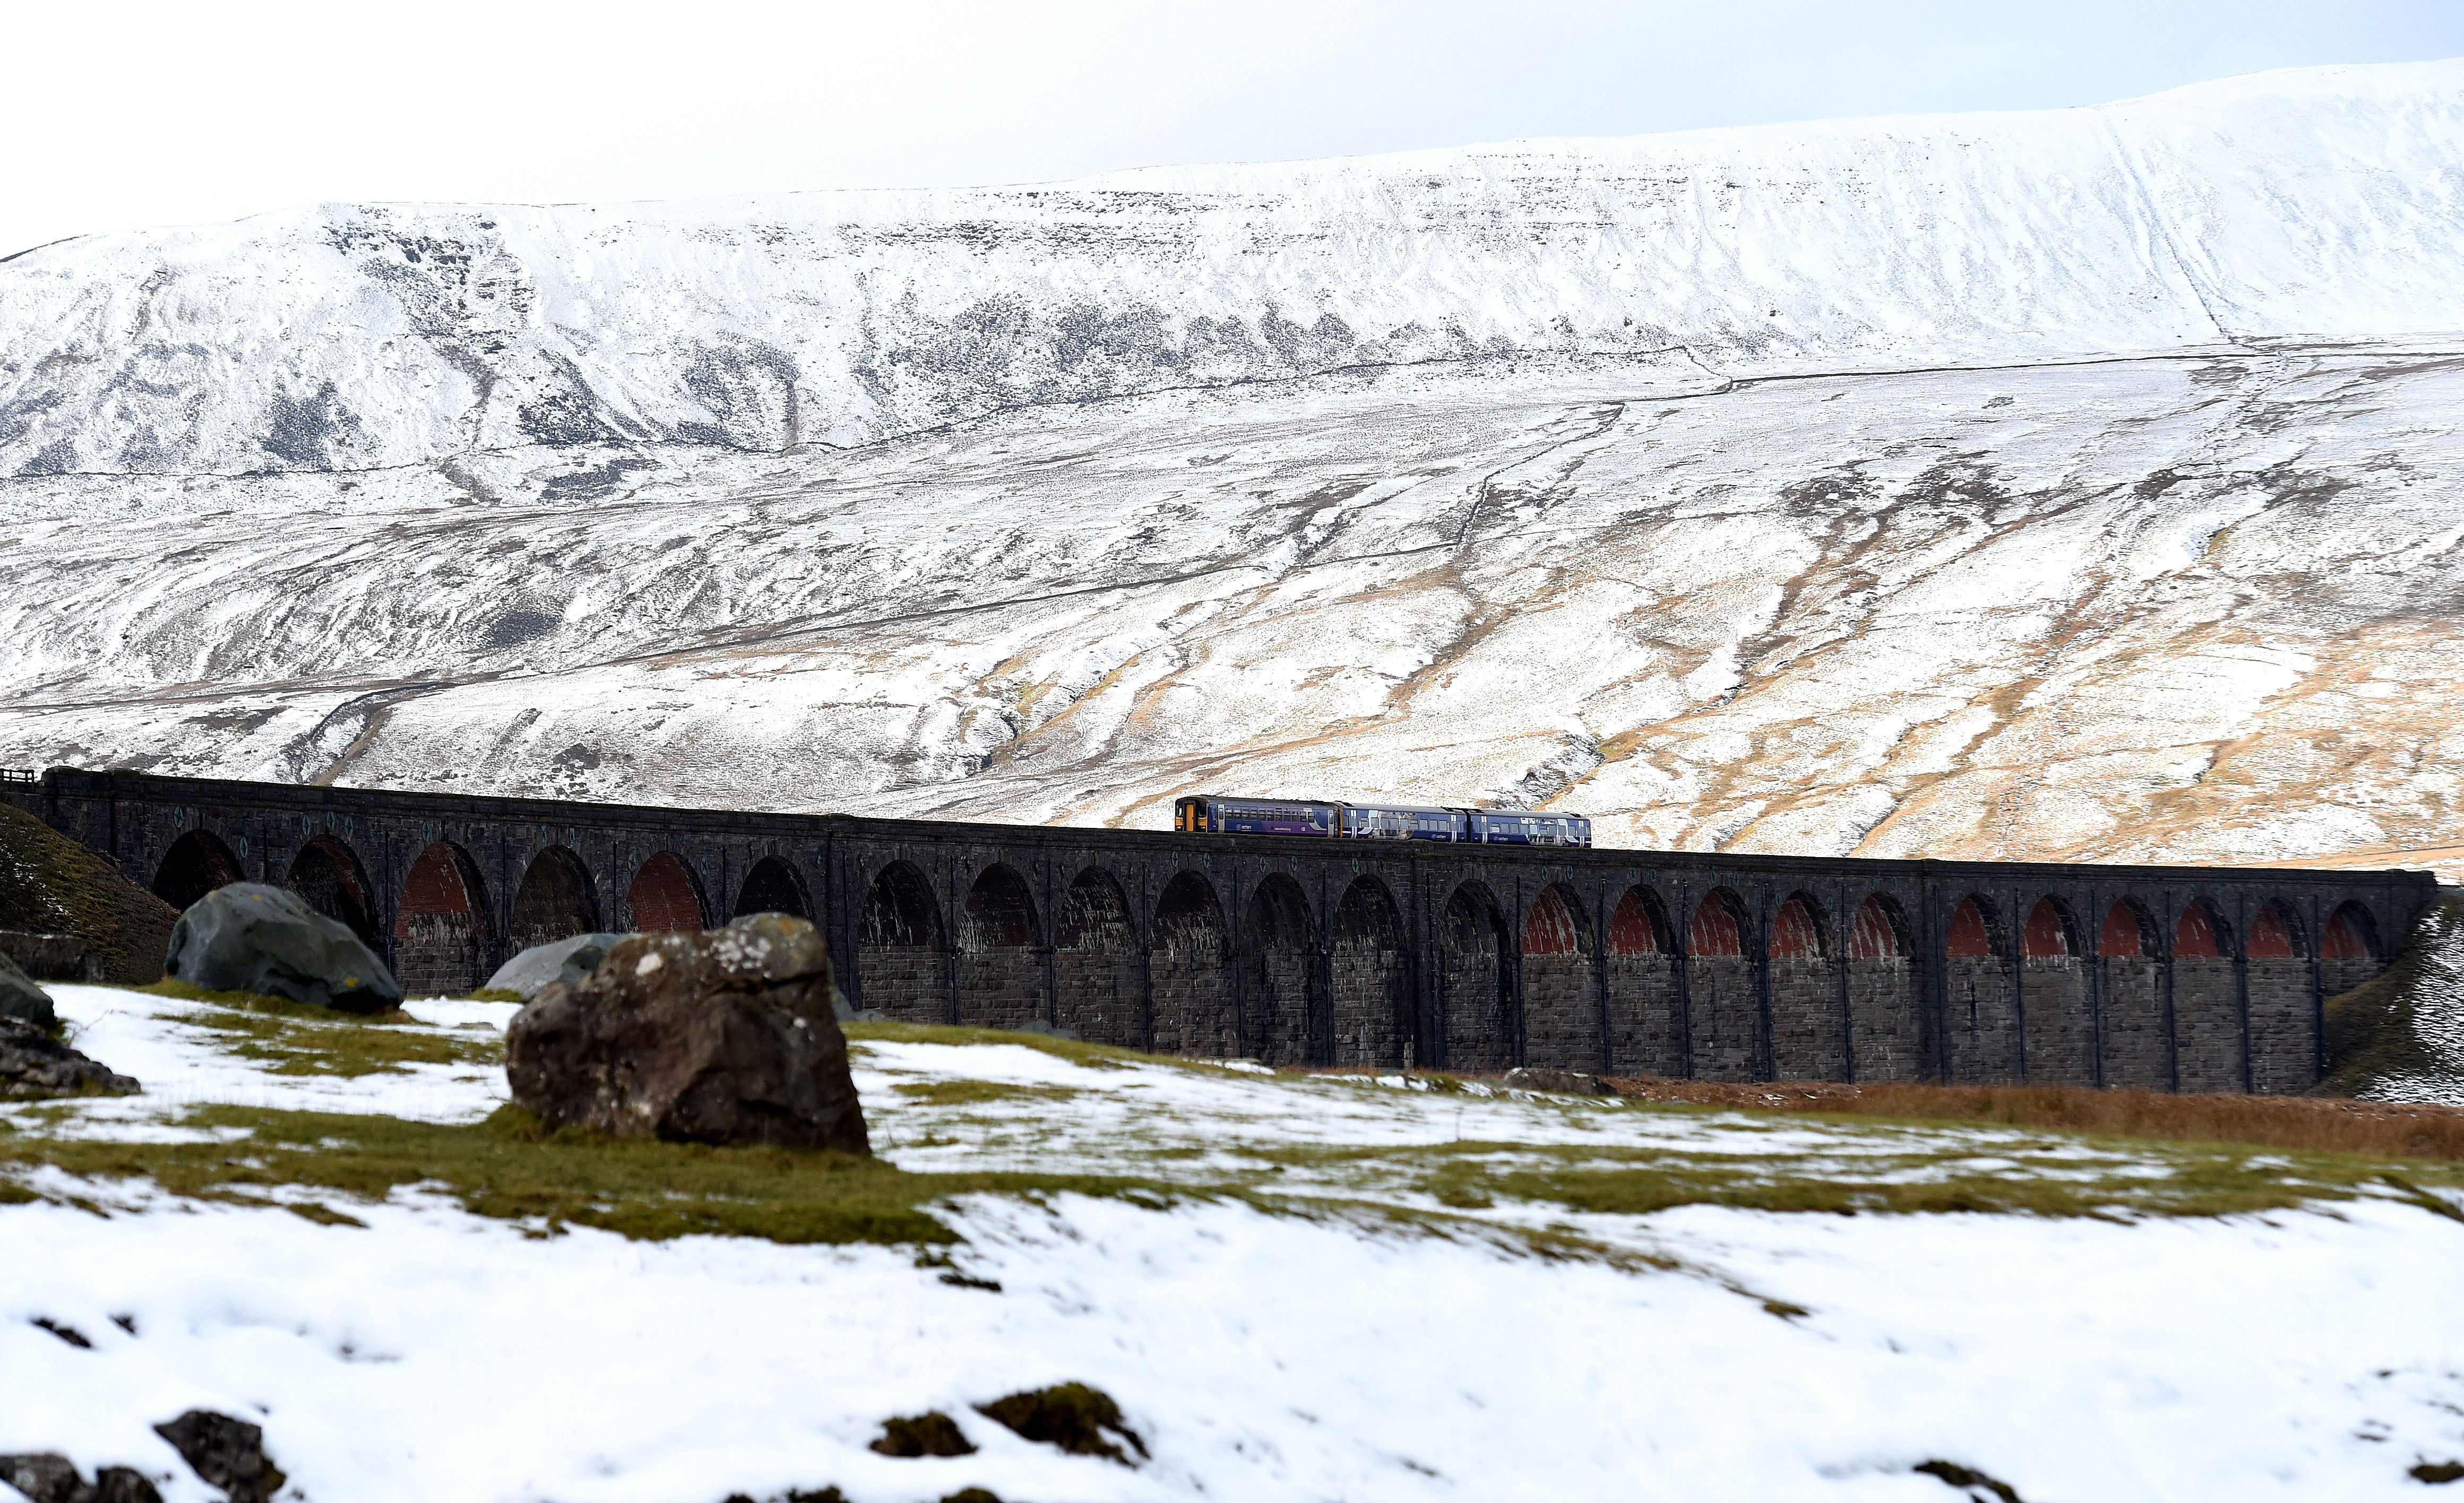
<box><xmin>1173</xmin><ymin>795</ymin><xmax>1592</xmax><ymax>847</ymax></box>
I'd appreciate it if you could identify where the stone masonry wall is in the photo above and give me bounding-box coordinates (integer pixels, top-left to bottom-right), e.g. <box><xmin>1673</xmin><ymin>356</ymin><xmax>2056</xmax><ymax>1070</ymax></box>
<box><xmin>1522</xmin><ymin>953</ymin><xmax>1600</xmax><ymax>1072</ymax></box>
<box><xmin>859</xmin><ymin>947</ymin><xmax>947</xmax><ymax>1024</ymax></box>
<box><xmin>1847</xmin><ymin>958</ymin><xmax>1927</xmax><ymax>1082</ymax></box>
<box><xmin>2021</xmin><ymin>957</ymin><xmax>2094</xmax><ymax>1083</ymax></box>
<box><xmin>1442</xmin><ymin>944</ymin><xmax>1515</xmax><ymax>1073</ymax></box>
<box><xmin>2172</xmin><ymin>956</ymin><xmax>2244</xmax><ymax>1093</ymax></box>
<box><xmin>1943</xmin><ymin>957</ymin><xmax>2020</xmax><ymax>1083</ymax></box>
<box><xmin>1152</xmin><ymin>951</ymin><xmax>1235</xmax><ymax>1057</ymax></box>
<box><xmin>1054</xmin><ymin>951</ymin><xmax>1140</xmax><ymax>1047</ymax></box>
<box><xmin>1331</xmin><ymin>937</ymin><xmax>1407</xmax><ymax>1067</ymax></box>
<box><xmin>1768</xmin><ymin>958</ymin><xmax>1846</xmax><ymax>1081</ymax></box>
<box><xmin>2245</xmin><ymin>957</ymin><xmax>2316</xmax><ymax>1094</ymax></box>
<box><xmin>958</xmin><ymin>948</ymin><xmax>1046</xmax><ymax>1034</ymax></box>
<box><xmin>1245</xmin><ymin>947</ymin><xmax>1316</xmax><ymax>1065</ymax></box>
<box><xmin>2099</xmin><ymin>958</ymin><xmax>2169</xmax><ymax>1087</ymax></box>
<box><xmin>1604</xmin><ymin>955</ymin><xmax>1683</xmax><ymax>1076</ymax></box>
<box><xmin>1687</xmin><ymin>957</ymin><xmax>1759</xmax><ymax>1081</ymax></box>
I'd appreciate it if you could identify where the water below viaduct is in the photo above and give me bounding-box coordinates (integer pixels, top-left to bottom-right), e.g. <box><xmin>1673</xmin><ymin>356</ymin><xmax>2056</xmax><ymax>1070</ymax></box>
<box><xmin>6</xmin><ymin>767</ymin><xmax>2433</xmax><ymax>1094</ymax></box>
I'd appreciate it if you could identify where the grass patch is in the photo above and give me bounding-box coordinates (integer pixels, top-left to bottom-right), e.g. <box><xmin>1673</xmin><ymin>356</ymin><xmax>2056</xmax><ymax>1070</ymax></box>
<box><xmin>134</xmin><ymin>980</ymin><xmax>498</xmax><ymax>1077</ymax></box>
<box><xmin>0</xmin><ymin>802</ymin><xmax>178</xmax><ymax>986</ymax></box>
<box><xmin>462</xmin><ymin>988</ymin><xmax>525</xmax><ymax>1005</ymax></box>
<box><xmin>0</xmin><ymin>1103</ymin><xmax>1203</xmax><ymax>1246</ymax></box>
<box><xmin>892</xmin><ymin>1081</ymin><xmax>1082</xmax><ymax>1107</ymax></box>
<box><xmin>845</xmin><ymin>1020</ymin><xmax>1139</xmax><ymax>1068</ymax></box>
<box><xmin>1602</xmin><ymin>1077</ymin><xmax>2464</xmax><ymax>1163</ymax></box>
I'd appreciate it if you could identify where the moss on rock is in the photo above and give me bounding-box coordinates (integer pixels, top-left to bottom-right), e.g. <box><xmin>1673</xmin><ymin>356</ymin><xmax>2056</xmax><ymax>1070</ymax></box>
<box><xmin>0</xmin><ymin>804</ymin><xmax>177</xmax><ymax>986</ymax></box>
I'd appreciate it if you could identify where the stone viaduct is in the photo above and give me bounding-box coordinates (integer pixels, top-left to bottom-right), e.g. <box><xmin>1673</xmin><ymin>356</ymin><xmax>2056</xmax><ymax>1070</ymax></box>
<box><xmin>5</xmin><ymin>767</ymin><xmax>2434</xmax><ymax>1094</ymax></box>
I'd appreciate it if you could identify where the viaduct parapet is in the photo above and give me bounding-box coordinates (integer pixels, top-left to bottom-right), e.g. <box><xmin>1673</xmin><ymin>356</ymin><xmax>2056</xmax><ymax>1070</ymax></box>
<box><xmin>5</xmin><ymin>768</ymin><xmax>2433</xmax><ymax>1094</ymax></box>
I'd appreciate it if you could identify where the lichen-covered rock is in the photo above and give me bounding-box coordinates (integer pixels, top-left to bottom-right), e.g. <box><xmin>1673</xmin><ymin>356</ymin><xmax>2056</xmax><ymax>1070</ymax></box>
<box><xmin>486</xmin><ymin>931</ymin><xmax>629</xmax><ymax>1001</ymax></box>
<box><xmin>164</xmin><ymin>883</ymin><xmax>401</xmax><ymax>1014</ymax></box>
<box><xmin>0</xmin><ymin>949</ymin><xmax>57</xmax><ymax>1030</ymax></box>
<box><xmin>0</xmin><ymin>1017</ymin><xmax>137</xmax><ymax>1099</ymax></box>
<box><xmin>505</xmin><ymin>913</ymin><xmax>869</xmax><ymax>1153</ymax></box>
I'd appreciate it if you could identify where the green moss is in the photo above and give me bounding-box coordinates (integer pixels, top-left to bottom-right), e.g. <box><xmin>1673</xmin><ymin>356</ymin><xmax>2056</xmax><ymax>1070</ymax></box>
<box><xmin>891</xmin><ymin>1081</ymin><xmax>1081</xmax><ymax>1107</ymax></box>
<box><xmin>0</xmin><ymin>803</ymin><xmax>178</xmax><ymax>985</ymax></box>
<box><xmin>2322</xmin><ymin>892</ymin><xmax>2464</xmax><ymax>1097</ymax></box>
<box><xmin>845</xmin><ymin>1021</ymin><xmax>1138</xmax><ymax>1069</ymax></box>
<box><xmin>463</xmin><ymin>988</ymin><xmax>525</xmax><ymax>1004</ymax></box>
<box><xmin>0</xmin><ymin>1103</ymin><xmax>1209</xmax><ymax>1247</ymax></box>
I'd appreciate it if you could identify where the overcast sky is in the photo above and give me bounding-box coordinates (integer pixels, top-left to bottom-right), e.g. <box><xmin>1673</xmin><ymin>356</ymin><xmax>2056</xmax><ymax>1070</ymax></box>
<box><xmin>6</xmin><ymin>0</ymin><xmax>2461</xmax><ymax>257</ymax></box>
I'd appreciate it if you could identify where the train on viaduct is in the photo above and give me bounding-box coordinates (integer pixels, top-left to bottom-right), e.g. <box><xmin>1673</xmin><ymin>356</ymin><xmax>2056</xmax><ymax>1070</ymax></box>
<box><xmin>4</xmin><ymin>767</ymin><xmax>2433</xmax><ymax>1095</ymax></box>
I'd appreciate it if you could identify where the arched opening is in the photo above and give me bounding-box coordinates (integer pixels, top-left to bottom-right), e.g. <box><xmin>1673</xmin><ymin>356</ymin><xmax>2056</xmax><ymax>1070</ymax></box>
<box><xmin>2246</xmin><ymin>899</ymin><xmax>2314</xmax><ymax>1095</ymax></box>
<box><xmin>511</xmin><ymin>845</ymin><xmax>598</xmax><ymax>951</ymax></box>
<box><xmin>284</xmin><ymin>835</ymin><xmax>377</xmax><ymax>945</ymax></box>
<box><xmin>2324</xmin><ymin>902</ymin><xmax>2376</xmax><ymax>961</ymax></box>
<box><xmin>1055</xmin><ymin>867</ymin><xmax>1137</xmax><ymax>1047</ymax></box>
<box><xmin>961</xmin><ymin>865</ymin><xmax>1037</xmax><ymax>949</ymax></box>
<box><xmin>1848</xmin><ymin>894</ymin><xmax>1904</xmax><ymax>959</ymax></box>
<box><xmin>1943</xmin><ymin>896</ymin><xmax>2015</xmax><ymax>1084</ymax></box>
<box><xmin>1331</xmin><ymin>877</ymin><xmax>1411</xmax><ymax>1067</ymax></box>
<box><xmin>1945</xmin><ymin>898</ymin><xmax>1996</xmax><ymax>958</ymax></box>
<box><xmin>2170</xmin><ymin>900</ymin><xmax>2241</xmax><ymax>1092</ymax></box>
<box><xmin>1244</xmin><ymin>874</ymin><xmax>1317</xmax><ymax>1065</ymax></box>
<box><xmin>2174</xmin><ymin>901</ymin><xmax>2227</xmax><ymax>959</ymax></box>
<box><xmin>1151</xmin><ymin>872</ymin><xmax>1232</xmax><ymax>1057</ymax></box>
<box><xmin>1603</xmin><ymin>885</ymin><xmax>1681</xmax><ymax>1077</ymax></box>
<box><xmin>1607</xmin><ymin>887</ymin><xmax>1665</xmax><ymax>956</ymax></box>
<box><xmin>733</xmin><ymin>854</ymin><xmax>808</xmax><ymax>921</ymax></box>
<box><xmin>2098</xmin><ymin>898</ymin><xmax>2166</xmax><ymax>1091</ymax></box>
<box><xmin>2019</xmin><ymin>897</ymin><xmax>2090</xmax><ymax>1086</ymax></box>
<box><xmin>1687</xmin><ymin>888</ymin><xmax>1754</xmax><ymax>1081</ymax></box>
<box><xmin>2022</xmin><ymin>899</ymin><xmax>2073</xmax><ymax>958</ymax></box>
<box><xmin>1524</xmin><ymin>888</ymin><xmax>1583</xmax><ymax>955</ymax></box>
<box><xmin>1689</xmin><ymin>889</ymin><xmax>1746</xmax><ymax>957</ymax></box>
<box><xmin>1440</xmin><ymin>882</ymin><xmax>1515</xmax><ymax>1072</ymax></box>
<box><xmin>627</xmin><ymin>852</ymin><xmax>706</xmax><ymax>933</ymax></box>
<box><xmin>1767</xmin><ymin>893</ymin><xmax>1838</xmax><ymax>1082</ymax></box>
<box><xmin>958</xmin><ymin>864</ymin><xmax>1041</xmax><ymax>1032</ymax></box>
<box><xmin>153</xmin><ymin>830</ymin><xmax>244</xmax><ymax>912</ymax></box>
<box><xmin>394</xmin><ymin>841</ymin><xmax>491</xmax><ymax>996</ymax></box>
<box><xmin>859</xmin><ymin>861</ymin><xmax>947</xmax><ymax>1023</ymax></box>
<box><xmin>1769</xmin><ymin>895</ymin><xmax>1824</xmax><ymax>958</ymax></box>
<box><xmin>1846</xmin><ymin>894</ymin><xmax>1925</xmax><ymax>1082</ymax></box>
<box><xmin>2247</xmin><ymin>901</ymin><xmax>2302</xmax><ymax>959</ymax></box>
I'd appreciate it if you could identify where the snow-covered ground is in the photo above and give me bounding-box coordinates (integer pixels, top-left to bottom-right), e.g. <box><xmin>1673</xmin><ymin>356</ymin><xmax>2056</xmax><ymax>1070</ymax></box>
<box><xmin>5</xmin><ymin>986</ymin><xmax>2464</xmax><ymax>1500</ymax></box>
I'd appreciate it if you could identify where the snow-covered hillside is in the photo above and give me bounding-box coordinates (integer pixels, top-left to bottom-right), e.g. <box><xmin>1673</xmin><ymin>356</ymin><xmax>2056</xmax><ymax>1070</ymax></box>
<box><xmin>4</xmin><ymin>63</ymin><xmax>2463</xmax><ymax>866</ymax></box>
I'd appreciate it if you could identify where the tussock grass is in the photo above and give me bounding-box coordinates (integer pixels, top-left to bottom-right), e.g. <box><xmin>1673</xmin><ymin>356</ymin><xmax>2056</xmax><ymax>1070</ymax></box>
<box><xmin>892</xmin><ymin>1081</ymin><xmax>1082</xmax><ymax>1107</ymax></box>
<box><xmin>1603</xmin><ymin>1078</ymin><xmax>2464</xmax><ymax>1163</ymax></box>
<box><xmin>0</xmin><ymin>1103</ymin><xmax>1197</xmax><ymax>1246</ymax></box>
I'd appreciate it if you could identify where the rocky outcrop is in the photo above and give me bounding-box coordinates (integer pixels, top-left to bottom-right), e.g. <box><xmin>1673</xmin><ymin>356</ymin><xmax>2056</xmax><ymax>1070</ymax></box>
<box><xmin>151</xmin><ymin>1411</ymin><xmax>281</xmax><ymax>1503</ymax></box>
<box><xmin>163</xmin><ymin>883</ymin><xmax>401</xmax><ymax>1013</ymax></box>
<box><xmin>0</xmin><ymin>1017</ymin><xmax>137</xmax><ymax>1098</ymax></box>
<box><xmin>1502</xmin><ymin>1067</ymin><xmax>1610</xmax><ymax>1095</ymax></box>
<box><xmin>505</xmin><ymin>914</ymin><xmax>869</xmax><ymax>1152</ymax></box>
<box><xmin>486</xmin><ymin>932</ymin><xmax>627</xmax><ymax>1001</ymax></box>
<box><xmin>0</xmin><ymin>1454</ymin><xmax>162</xmax><ymax>1503</ymax></box>
<box><xmin>0</xmin><ymin>951</ymin><xmax>56</xmax><ymax>1030</ymax></box>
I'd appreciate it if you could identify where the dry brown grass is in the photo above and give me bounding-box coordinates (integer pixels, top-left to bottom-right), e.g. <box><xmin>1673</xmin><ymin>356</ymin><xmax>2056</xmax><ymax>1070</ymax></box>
<box><xmin>1600</xmin><ymin>1077</ymin><xmax>2464</xmax><ymax>1162</ymax></box>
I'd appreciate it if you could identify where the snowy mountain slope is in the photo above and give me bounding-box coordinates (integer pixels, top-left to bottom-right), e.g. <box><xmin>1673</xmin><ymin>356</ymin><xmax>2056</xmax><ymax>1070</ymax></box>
<box><xmin>5</xmin><ymin>62</ymin><xmax>2464</xmax><ymax>477</ymax></box>
<box><xmin>5</xmin><ymin>64</ymin><xmax>2464</xmax><ymax>869</ymax></box>
<box><xmin>4</xmin><ymin>343</ymin><xmax>2462</xmax><ymax>869</ymax></box>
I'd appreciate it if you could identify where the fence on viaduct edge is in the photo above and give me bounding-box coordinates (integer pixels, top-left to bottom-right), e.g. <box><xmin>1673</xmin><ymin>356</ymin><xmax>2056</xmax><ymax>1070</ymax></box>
<box><xmin>4</xmin><ymin>767</ymin><xmax>2433</xmax><ymax>1095</ymax></box>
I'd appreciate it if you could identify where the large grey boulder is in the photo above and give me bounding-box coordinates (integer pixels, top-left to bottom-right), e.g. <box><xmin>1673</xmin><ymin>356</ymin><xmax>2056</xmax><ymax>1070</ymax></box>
<box><xmin>505</xmin><ymin>913</ymin><xmax>869</xmax><ymax>1152</ymax></box>
<box><xmin>164</xmin><ymin>884</ymin><xmax>402</xmax><ymax>1014</ymax></box>
<box><xmin>0</xmin><ymin>951</ymin><xmax>56</xmax><ymax>1030</ymax></box>
<box><xmin>486</xmin><ymin>932</ymin><xmax>628</xmax><ymax>1001</ymax></box>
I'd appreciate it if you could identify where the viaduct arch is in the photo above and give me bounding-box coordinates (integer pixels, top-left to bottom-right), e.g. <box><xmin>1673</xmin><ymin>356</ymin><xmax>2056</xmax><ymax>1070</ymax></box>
<box><xmin>8</xmin><ymin>767</ymin><xmax>2434</xmax><ymax>1095</ymax></box>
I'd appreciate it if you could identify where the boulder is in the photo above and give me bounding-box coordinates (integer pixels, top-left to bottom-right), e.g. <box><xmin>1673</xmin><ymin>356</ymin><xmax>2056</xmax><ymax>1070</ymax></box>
<box><xmin>0</xmin><ymin>1017</ymin><xmax>138</xmax><ymax>1098</ymax></box>
<box><xmin>506</xmin><ymin>913</ymin><xmax>869</xmax><ymax>1152</ymax></box>
<box><xmin>152</xmin><ymin>1411</ymin><xmax>279</xmax><ymax>1503</ymax></box>
<box><xmin>486</xmin><ymin>932</ymin><xmax>628</xmax><ymax>1000</ymax></box>
<box><xmin>0</xmin><ymin>929</ymin><xmax>89</xmax><ymax>982</ymax></box>
<box><xmin>163</xmin><ymin>884</ymin><xmax>402</xmax><ymax>1013</ymax></box>
<box><xmin>1501</xmin><ymin>1066</ymin><xmax>1612</xmax><ymax>1096</ymax></box>
<box><xmin>0</xmin><ymin>1455</ymin><xmax>162</xmax><ymax>1503</ymax></box>
<box><xmin>0</xmin><ymin>950</ymin><xmax>57</xmax><ymax>1030</ymax></box>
